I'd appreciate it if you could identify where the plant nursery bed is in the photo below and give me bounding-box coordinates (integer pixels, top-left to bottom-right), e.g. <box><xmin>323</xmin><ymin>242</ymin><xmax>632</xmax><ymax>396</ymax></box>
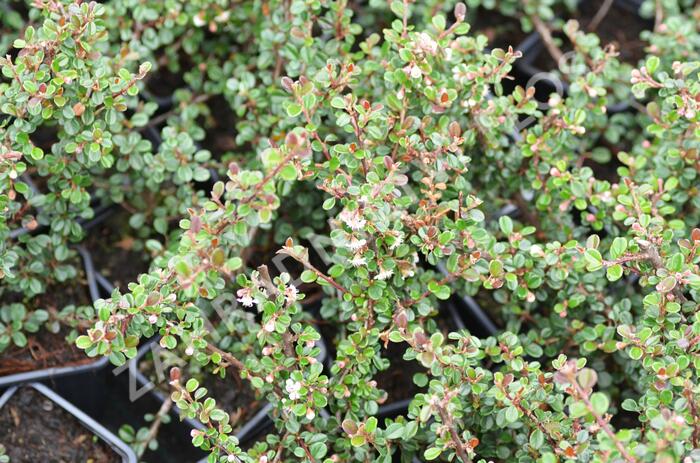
<box><xmin>3</xmin><ymin>0</ymin><xmax>698</xmax><ymax>461</ymax></box>
<box><xmin>0</xmin><ymin>383</ymin><xmax>135</xmax><ymax>462</ymax></box>
<box><xmin>0</xmin><ymin>248</ymin><xmax>108</xmax><ymax>387</ymax></box>
<box><xmin>0</xmin><ymin>328</ymin><xmax>94</xmax><ymax>376</ymax></box>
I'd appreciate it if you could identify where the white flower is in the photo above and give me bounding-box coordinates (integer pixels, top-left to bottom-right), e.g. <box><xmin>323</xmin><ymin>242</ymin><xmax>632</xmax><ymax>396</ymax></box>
<box><xmin>193</xmin><ymin>12</ymin><xmax>206</xmax><ymax>27</ymax></box>
<box><xmin>263</xmin><ymin>319</ymin><xmax>276</xmax><ymax>333</ymax></box>
<box><xmin>306</xmin><ymin>408</ymin><xmax>315</xmax><ymax>420</ymax></box>
<box><xmin>350</xmin><ymin>255</ymin><xmax>367</xmax><ymax>267</ymax></box>
<box><xmin>285</xmin><ymin>379</ymin><xmax>302</xmax><ymax>400</ymax></box>
<box><xmin>215</xmin><ymin>11</ymin><xmax>230</xmax><ymax>22</ymax></box>
<box><xmin>148</xmin><ymin>314</ymin><xmax>158</xmax><ymax>324</ymax></box>
<box><xmin>339</xmin><ymin>209</ymin><xmax>366</xmax><ymax>231</ymax></box>
<box><xmin>284</xmin><ymin>284</ymin><xmax>299</xmax><ymax>304</ymax></box>
<box><xmin>389</xmin><ymin>234</ymin><xmax>404</xmax><ymax>250</ymax></box>
<box><xmin>348</xmin><ymin>236</ymin><xmax>367</xmax><ymax>251</ymax></box>
<box><xmin>399</xmin><ymin>265</ymin><xmax>415</xmax><ymax>278</ymax></box>
<box><xmin>410</xmin><ymin>65</ymin><xmax>422</xmax><ymax>79</ymax></box>
<box><xmin>236</xmin><ymin>287</ymin><xmax>255</xmax><ymax>307</ymax></box>
<box><xmin>415</xmin><ymin>32</ymin><xmax>438</xmax><ymax>54</ymax></box>
<box><xmin>376</xmin><ymin>267</ymin><xmax>393</xmax><ymax>281</ymax></box>
<box><xmin>444</xmin><ymin>47</ymin><xmax>453</xmax><ymax>61</ymax></box>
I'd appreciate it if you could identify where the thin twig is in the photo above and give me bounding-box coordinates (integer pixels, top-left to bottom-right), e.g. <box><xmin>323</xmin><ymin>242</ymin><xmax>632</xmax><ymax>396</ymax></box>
<box><xmin>530</xmin><ymin>15</ymin><xmax>564</xmax><ymax>65</ymax></box>
<box><xmin>137</xmin><ymin>398</ymin><xmax>173</xmax><ymax>458</ymax></box>
<box><xmin>570</xmin><ymin>380</ymin><xmax>637</xmax><ymax>463</ymax></box>
<box><xmin>435</xmin><ymin>403</ymin><xmax>472</xmax><ymax>463</ymax></box>
<box><xmin>654</xmin><ymin>0</ymin><xmax>663</xmax><ymax>32</ymax></box>
<box><xmin>588</xmin><ymin>0</ymin><xmax>614</xmax><ymax>31</ymax></box>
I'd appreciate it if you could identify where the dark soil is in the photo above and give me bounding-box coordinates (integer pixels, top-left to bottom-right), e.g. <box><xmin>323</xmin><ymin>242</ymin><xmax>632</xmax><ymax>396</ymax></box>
<box><xmin>583</xmin><ymin>157</ymin><xmax>621</xmax><ymax>183</ymax></box>
<box><xmin>431</xmin><ymin>301</ymin><xmax>461</xmax><ymax>335</ymax></box>
<box><xmin>533</xmin><ymin>0</ymin><xmax>649</xmax><ymax>71</ymax></box>
<box><xmin>201</xmin><ymin>94</ymin><xmax>239</xmax><ymax>158</ymax></box>
<box><xmin>197</xmin><ymin>372</ymin><xmax>263</xmax><ymax>430</ymax></box>
<box><xmin>145</xmin><ymin>62</ymin><xmax>188</xmax><ymax>99</ymax></box>
<box><xmin>317</xmin><ymin>320</ymin><xmax>341</xmax><ymax>363</ymax></box>
<box><xmin>375</xmin><ymin>341</ymin><xmax>426</xmax><ymax>405</ymax></box>
<box><xmin>0</xmin><ymin>329</ymin><xmax>95</xmax><ymax>376</ymax></box>
<box><xmin>0</xmin><ymin>280</ymin><xmax>95</xmax><ymax>376</ymax></box>
<box><xmin>471</xmin><ymin>9</ymin><xmax>527</xmax><ymax>50</ymax></box>
<box><xmin>84</xmin><ymin>211</ymin><xmax>150</xmax><ymax>291</ymax></box>
<box><xmin>0</xmin><ymin>386</ymin><xmax>120</xmax><ymax>462</ymax></box>
<box><xmin>29</xmin><ymin>125</ymin><xmax>59</xmax><ymax>153</ymax></box>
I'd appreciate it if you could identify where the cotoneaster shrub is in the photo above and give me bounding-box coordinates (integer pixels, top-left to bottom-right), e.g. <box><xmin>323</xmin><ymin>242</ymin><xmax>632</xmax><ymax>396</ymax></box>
<box><xmin>0</xmin><ymin>1</ymin><xmax>155</xmax><ymax>352</ymax></box>
<box><xmin>1</xmin><ymin>0</ymin><xmax>699</xmax><ymax>462</ymax></box>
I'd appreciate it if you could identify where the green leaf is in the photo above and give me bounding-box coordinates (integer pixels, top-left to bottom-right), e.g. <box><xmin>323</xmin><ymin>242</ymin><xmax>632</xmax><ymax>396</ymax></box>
<box><xmin>210</xmin><ymin>409</ymin><xmax>227</xmax><ymax>421</ymax></box>
<box><xmin>309</xmin><ymin>442</ymin><xmax>327</xmax><ymax>459</ymax></box>
<box><xmin>569</xmin><ymin>401</ymin><xmax>587</xmax><ymax>418</ymax></box>
<box><xmin>610</xmin><ymin>237</ymin><xmax>627</xmax><ymax>259</ymax></box>
<box><xmin>428</xmin><ymin>281</ymin><xmax>450</xmax><ymax>300</ymax></box>
<box><xmin>365</xmin><ymin>417</ymin><xmax>378</xmax><ymax>433</ymax></box>
<box><xmin>76</xmin><ymin>335</ymin><xmax>92</xmax><ymax>349</ymax></box>
<box><xmin>628</xmin><ymin>346</ymin><xmax>643</xmax><ymax>360</ymax></box>
<box><xmin>286</xmin><ymin>103</ymin><xmax>302</xmax><ymax>117</ymax></box>
<box><xmin>385</xmin><ymin>423</ymin><xmax>404</xmax><ymax>439</ymax></box>
<box><xmin>390</xmin><ymin>0</ymin><xmax>406</xmax><ymax>17</ymax></box>
<box><xmin>584</xmin><ymin>249</ymin><xmax>603</xmax><ymax>272</ymax></box>
<box><xmin>186</xmin><ymin>378</ymin><xmax>199</xmax><ymax>392</ymax></box>
<box><xmin>529</xmin><ymin>429</ymin><xmax>544</xmax><ymax>449</ymax></box>
<box><xmin>606</xmin><ymin>264</ymin><xmax>623</xmax><ymax>281</ymax></box>
<box><xmin>330</xmin><ymin>97</ymin><xmax>346</xmax><ymax>109</ymax></box>
<box><xmin>590</xmin><ymin>392</ymin><xmax>609</xmax><ymax>415</ymax></box>
<box><xmin>431</xmin><ymin>15</ymin><xmax>446</xmax><ymax>31</ymax></box>
<box><xmin>505</xmin><ymin>405</ymin><xmax>519</xmax><ymax>423</ymax></box>
<box><xmin>279</xmin><ymin>164</ymin><xmax>298</xmax><ymax>181</ymax></box>
<box><xmin>646</xmin><ymin>56</ymin><xmax>659</xmax><ymax>74</ymax></box>
<box><xmin>499</xmin><ymin>215</ymin><xmax>513</xmax><ymax>235</ymax></box>
<box><xmin>350</xmin><ymin>435</ymin><xmax>366</xmax><ymax>447</ymax></box>
<box><xmin>11</xmin><ymin>331</ymin><xmax>27</xmax><ymax>347</ymax></box>
<box><xmin>301</xmin><ymin>270</ymin><xmax>317</xmax><ymax>283</ymax></box>
<box><xmin>657</xmin><ymin>276</ymin><xmax>677</xmax><ymax>293</ymax></box>
<box><xmin>424</xmin><ymin>448</ymin><xmax>442</xmax><ymax>460</ymax></box>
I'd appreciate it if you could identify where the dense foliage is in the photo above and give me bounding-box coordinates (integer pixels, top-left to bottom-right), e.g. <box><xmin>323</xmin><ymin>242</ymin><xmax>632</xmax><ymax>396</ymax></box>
<box><xmin>2</xmin><ymin>0</ymin><xmax>700</xmax><ymax>462</ymax></box>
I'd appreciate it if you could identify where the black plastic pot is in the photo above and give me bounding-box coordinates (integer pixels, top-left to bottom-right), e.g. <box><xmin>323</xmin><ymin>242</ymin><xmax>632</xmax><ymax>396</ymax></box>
<box><xmin>0</xmin><ymin>246</ymin><xmax>110</xmax><ymax>388</ymax></box>
<box><xmin>129</xmin><ymin>330</ymin><xmax>328</xmax><ymax>446</ymax></box>
<box><xmin>0</xmin><ymin>382</ymin><xmax>137</xmax><ymax>462</ymax></box>
<box><xmin>514</xmin><ymin>0</ymin><xmax>648</xmax><ymax>114</ymax></box>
